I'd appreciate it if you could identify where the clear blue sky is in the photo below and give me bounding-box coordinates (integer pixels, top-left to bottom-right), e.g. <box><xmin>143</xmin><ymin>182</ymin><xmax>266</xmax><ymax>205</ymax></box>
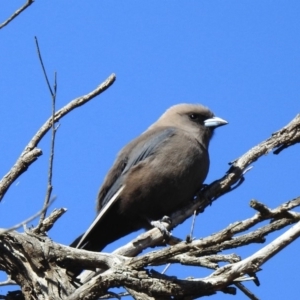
<box><xmin>1</xmin><ymin>1</ymin><xmax>300</xmax><ymax>299</ymax></box>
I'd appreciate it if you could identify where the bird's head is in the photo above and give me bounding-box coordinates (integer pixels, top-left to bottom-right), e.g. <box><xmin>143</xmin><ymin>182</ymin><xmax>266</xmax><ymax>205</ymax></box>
<box><xmin>153</xmin><ymin>103</ymin><xmax>228</xmax><ymax>148</ymax></box>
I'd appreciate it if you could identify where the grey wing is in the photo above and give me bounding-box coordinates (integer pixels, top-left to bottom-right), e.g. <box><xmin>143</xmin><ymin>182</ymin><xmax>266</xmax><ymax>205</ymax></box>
<box><xmin>100</xmin><ymin>127</ymin><xmax>176</xmax><ymax>208</ymax></box>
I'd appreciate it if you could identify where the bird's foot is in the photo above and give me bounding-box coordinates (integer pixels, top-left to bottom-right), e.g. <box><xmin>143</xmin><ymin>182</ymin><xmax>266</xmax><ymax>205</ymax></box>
<box><xmin>151</xmin><ymin>216</ymin><xmax>172</xmax><ymax>240</ymax></box>
<box><xmin>161</xmin><ymin>215</ymin><xmax>172</xmax><ymax>224</ymax></box>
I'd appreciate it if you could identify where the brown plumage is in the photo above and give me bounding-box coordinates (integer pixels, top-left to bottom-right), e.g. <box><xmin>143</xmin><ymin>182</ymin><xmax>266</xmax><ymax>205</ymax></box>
<box><xmin>71</xmin><ymin>104</ymin><xmax>227</xmax><ymax>252</ymax></box>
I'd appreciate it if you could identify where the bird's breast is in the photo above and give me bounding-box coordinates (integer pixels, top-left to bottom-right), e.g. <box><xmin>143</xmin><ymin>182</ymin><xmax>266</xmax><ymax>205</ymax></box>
<box><xmin>118</xmin><ymin>136</ymin><xmax>209</xmax><ymax>221</ymax></box>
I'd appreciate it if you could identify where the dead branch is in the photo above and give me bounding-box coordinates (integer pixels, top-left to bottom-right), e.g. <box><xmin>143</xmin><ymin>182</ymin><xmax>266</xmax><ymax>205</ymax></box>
<box><xmin>0</xmin><ymin>73</ymin><xmax>116</xmax><ymax>201</ymax></box>
<box><xmin>34</xmin><ymin>36</ymin><xmax>58</xmax><ymax>228</ymax></box>
<box><xmin>0</xmin><ymin>275</ymin><xmax>16</xmax><ymax>287</ymax></box>
<box><xmin>71</xmin><ymin>219</ymin><xmax>300</xmax><ymax>299</ymax></box>
<box><xmin>1</xmin><ymin>190</ymin><xmax>299</xmax><ymax>299</ymax></box>
<box><xmin>0</xmin><ymin>0</ymin><xmax>34</xmax><ymax>30</ymax></box>
<box><xmin>62</xmin><ymin>194</ymin><xmax>300</xmax><ymax>298</ymax></box>
<box><xmin>31</xmin><ymin>207</ymin><xmax>66</xmax><ymax>234</ymax></box>
<box><xmin>0</xmin><ymin>198</ymin><xmax>56</xmax><ymax>236</ymax></box>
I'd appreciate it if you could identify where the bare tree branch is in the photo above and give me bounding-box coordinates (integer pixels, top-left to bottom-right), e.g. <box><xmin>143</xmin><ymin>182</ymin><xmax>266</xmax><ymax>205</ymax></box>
<box><xmin>1</xmin><ymin>171</ymin><xmax>299</xmax><ymax>298</ymax></box>
<box><xmin>72</xmin><ymin>192</ymin><xmax>300</xmax><ymax>298</ymax></box>
<box><xmin>70</xmin><ymin>174</ymin><xmax>300</xmax><ymax>297</ymax></box>
<box><xmin>0</xmin><ymin>0</ymin><xmax>34</xmax><ymax>30</ymax></box>
<box><xmin>0</xmin><ymin>275</ymin><xmax>17</xmax><ymax>287</ymax></box>
<box><xmin>0</xmin><ymin>73</ymin><xmax>116</xmax><ymax>201</ymax></box>
<box><xmin>0</xmin><ymin>198</ymin><xmax>55</xmax><ymax>236</ymax></box>
<box><xmin>31</xmin><ymin>207</ymin><xmax>66</xmax><ymax>234</ymax></box>
<box><xmin>234</xmin><ymin>282</ymin><xmax>259</xmax><ymax>300</ymax></box>
<box><xmin>34</xmin><ymin>37</ymin><xmax>56</xmax><ymax>97</ymax></box>
<box><xmin>33</xmin><ymin>36</ymin><xmax>58</xmax><ymax>228</ymax></box>
<box><xmin>70</xmin><ymin>220</ymin><xmax>300</xmax><ymax>299</ymax></box>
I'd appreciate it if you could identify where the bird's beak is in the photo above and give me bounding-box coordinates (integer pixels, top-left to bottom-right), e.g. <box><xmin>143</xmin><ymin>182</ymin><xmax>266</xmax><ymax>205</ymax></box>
<box><xmin>204</xmin><ymin>116</ymin><xmax>228</xmax><ymax>128</ymax></box>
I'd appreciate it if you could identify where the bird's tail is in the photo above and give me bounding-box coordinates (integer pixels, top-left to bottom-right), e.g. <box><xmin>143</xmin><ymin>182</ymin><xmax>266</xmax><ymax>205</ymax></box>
<box><xmin>68</xmin><ymin>232</ymin><xmax>108</xmax><ymax>279</ymax></box>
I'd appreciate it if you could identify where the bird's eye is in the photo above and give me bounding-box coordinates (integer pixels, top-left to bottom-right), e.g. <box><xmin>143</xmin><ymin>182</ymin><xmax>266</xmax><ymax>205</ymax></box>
<box><xmin>189</xmin><ymin>114</ymin><xmax>199</xmax><ymax>120</ymax></box>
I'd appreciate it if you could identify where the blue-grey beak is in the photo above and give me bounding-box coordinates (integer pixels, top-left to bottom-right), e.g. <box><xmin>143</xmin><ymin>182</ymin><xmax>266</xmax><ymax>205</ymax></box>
<box><xmin>204</xmin><ymin>116</ymin><xmax>228</xmax><ymax>128</ymax></box>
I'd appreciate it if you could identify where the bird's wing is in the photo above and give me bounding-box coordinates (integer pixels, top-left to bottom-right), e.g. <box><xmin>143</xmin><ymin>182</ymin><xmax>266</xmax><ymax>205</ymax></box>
<box><xmin>100</xmin><ymin>127</ymin><xmax>176</xmax><ymax>208</ymax></box>
<box><xmin>76</xmin><ymin>127</ymin><xmax>176</xmax><ymax>249</ymax></box>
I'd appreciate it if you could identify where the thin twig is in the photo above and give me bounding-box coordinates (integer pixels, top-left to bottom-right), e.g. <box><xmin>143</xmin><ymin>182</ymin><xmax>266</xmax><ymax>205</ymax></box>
<box><xmin>32</xmin><ymin>207</ymin><xmax>66</xmax><ymax>234</ymax></box>
<box><xmin>161</xmin><ymin>263</ymin><xmax>171</xmax><ymax>274</ymax></box>
<box><xmin>34</xmin><ymin>37</ymin><xmax>55</xmax><ymax>97</ymax></box>
<box><xmin>34</xmin><ymin>37</ymin><xmax>58</xmax><ymax>227</ymax></box>
<box><xmin>0</xmin><ymin>275</ymin><xmax>17</xmax><ymax>287</ymax></box>
<box><xmin>234</xmin><ymin>282</ymin><xmax>260</xmax><ymax>300</ymax></box>
<box><xmin>190</xmin><ymin>210</ymin><xmax>197</xmax><ymax>238</ymax></box>
<box><xmin>0</xmin><ymin>198</ymin><xmax>55</xmax><ymax>236</ymax></box>
<box><xmin>0</xmin><ymin>0</ymin><xmax>34</xmax><ymax>30</ymax></box>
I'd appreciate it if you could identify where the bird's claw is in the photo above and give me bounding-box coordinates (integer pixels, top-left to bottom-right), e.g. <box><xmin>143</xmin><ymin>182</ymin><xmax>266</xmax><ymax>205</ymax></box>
<box><xmin>160</xmin><ymin>215</ymin><xmax>172</xmax><ymax>225</ymax></box>
<box><xmin>151</xmin><ymin>216</ymin><xmax>172</xmax><ymax>239</ymax></box>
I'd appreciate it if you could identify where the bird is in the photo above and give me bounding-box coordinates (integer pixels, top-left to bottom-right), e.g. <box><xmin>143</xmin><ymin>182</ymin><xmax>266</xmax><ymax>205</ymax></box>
<box><xmin>71</xmin><ymin>103</ymin><xmax>227</xmax><ymax>253</ymax></box>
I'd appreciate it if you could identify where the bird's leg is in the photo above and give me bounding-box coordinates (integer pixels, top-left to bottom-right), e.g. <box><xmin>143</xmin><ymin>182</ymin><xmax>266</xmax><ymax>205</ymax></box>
<box><xmin>150</xmin><ymin>216</ymin><xmax>172</xmax><ymax>240</ymax></box>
